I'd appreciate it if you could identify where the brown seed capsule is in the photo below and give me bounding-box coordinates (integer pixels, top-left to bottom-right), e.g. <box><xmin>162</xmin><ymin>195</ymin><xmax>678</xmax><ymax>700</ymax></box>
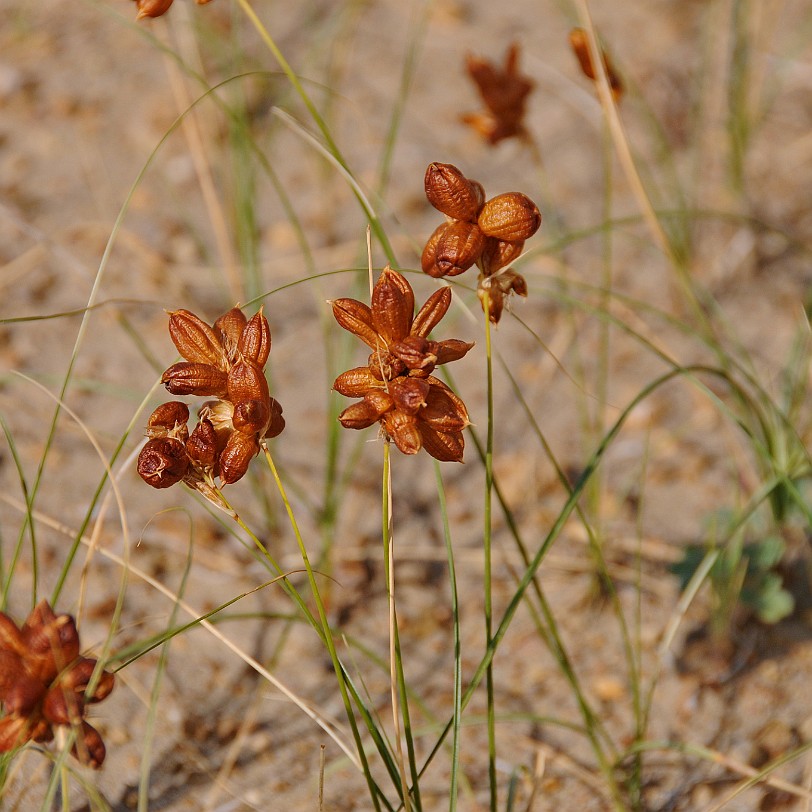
<box><xmin>264</xmin><ymin>397</ymin><xmax>285</xmax><ymax>439</ymax></box>
<box><xmin>2</xmin><ymin>674</ymin><xmax>45</xmax><ymax>715</ymax></box>
<box><xmin>73</xmin><ymin>721</ymin><xmax>106</xmax><ymax>769</ymax></box>
<box><xmin>424</xmin><ymin>163</ymin><xmax>483</xmax><ymax>222</ymax></box>
<box><xmin>435</xmin><ymin>338</ymin><xmax>475</xmax><ymax>365</ymax></box>
<box><xmin>137</xmin><ymin>437</ymin><xmax>189</xmax><ymax>489</ymax></box>
<box><xmin>0</xmin><ymin>716</ymin><xmax>32</xmax><ymax>753</ymax></box>
<box><xmin>43</xmin><ymin>684</ymin><xmax>81</xmax><ymax>726</ymax></box>
<box><xmin>134</xmin><ymin>0</ymin><xmax>174</xmax><ymax>19</ymax></box>
<box><xmin>61</xmin><ymin>657</ymin><xmax>115</xmax><ymax>702</ymax></box>
<box><xmin>227</xmin><ymin>360</ymin><xmax>269</xmax><ymax>406</ymax></box>
<box><xmin>219</xmin><ymin>431</ymin><xmax>260</xmax><ymax>485</ymax></box>
<box><xmin>146</xmin><ymin>401</ymin><xmax>190</xmax><ymax>440</ymax></box>
<box><xmin>0</xmin><ymin>614</ymin><xmax>25</xmax><ymax>655</ymax></box>
<box><xmin>368</xmin><ymin>350</ymin><xmax>406</xmax><ymax>381</ymax></box>
<box><xmin>233</xmin><ymin>399</ymin><xmax>271</xmax><ymax>436</ymax></box>
<box><xmin>371</xmin><ymin>265</ymin><xmax>415</xmax><ymax>344</ymax></box>
<box><xmin>389</xmin><ymin>377</ymin><xmax>431</xmax><ymax>416</ymax></box>
<box><xmin>410</xmin><ymin>287</ymin><xmax>452</xmax><ymax>338</ymax></box>
<box><xmin>478</xmin><ymin>193</ymin><xmax>541</xmax><ymax>242</ymax></box>
<box><xmin>333</xmin><ymin>366</ymin><xmax>382</xmax><ymax>398</ymax></box>
<box><xmin>167</xmin><ymin>310</ymin><xmax>226</xmax><ymax>369</ymax></box>
<box><xmin>338</xmin><ymin>400</ymin><xmax>386</xmax><ymax>430</ymax></box>
<box><xmin>428</xmin><ymin>221</ymin><xmax>486</xmax><ymax>278</ymax></box>
<box><xmin>331</xmin><ymin>298</ymin><xmax>379</xmax><ymax>349</ymax></box>
<box><xmin>421</xmin><ymin>381</ymin><xmax>470</xmax><ymax>432</ymax></box>
<box><xmin>382</xmin><ymin>411</ymin><xmax>422</xmax><ymax>456</ymax></box>
<box><xmin>478</xmin><ymin>237</ymin><xmax>525</xmax><ymax>275</ymax></box>
<box><xmin>238</xmin><ymin>309</ymin><xmax>272</xmax><ymax>367</ymax></box>
<box><xmin>23</xmin><ymin>611</ymin><xmax>80</xmax><ymax>670</ymax></box>
<box><xmin>161</xmin><ymin>363</ymin><xmax>229</xmax><ymax>398</ymax></box>
<box><xmin>418</xmin><ymin>425</ymin><xmax>465</xmax><ymax>462</ymax></box>
<box><xmin>214</xmin><ymin>308</ymin><xmax>248</xmax><ymax>363</ymax></box>
<box><xmin>391</xmin><ymin>335</ymin><xmax>438</xmax><ymax>371</ymax></box>
<box><xmin>186</xmin><ymin>419</ymin><xmax>219</xmax><ymax>467</ymax></box>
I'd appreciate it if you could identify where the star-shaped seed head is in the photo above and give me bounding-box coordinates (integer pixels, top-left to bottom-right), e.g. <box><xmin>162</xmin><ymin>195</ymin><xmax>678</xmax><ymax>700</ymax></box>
<box><xmin>331</xmin><ymin>266</ymin><xmax>473</xmax><ymax>461</ymax></box>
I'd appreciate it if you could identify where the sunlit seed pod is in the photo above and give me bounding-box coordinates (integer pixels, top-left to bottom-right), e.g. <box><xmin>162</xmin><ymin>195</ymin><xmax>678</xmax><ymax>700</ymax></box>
<box><xmin>434</xmin><ymin>221</ymin><xmax>486</xmax><ymax>277</ymax></box>
<box><xmin>186</xmin><ymin>419</ymin><xmax>219</xmax><ymax>467</ymax></box>
<box><xmin>233</xmin><ymin>399</ymin><xmax>271</xmax><ymax>436</ymax></box>
<box><xmin>167</xmin><ymin>309</ymin><xmax>226</xmax><ymax>369</ymax></box>
<box><xmin>331</xmin><ymin>298</ymin><xmax>379</xmax><ymax>349</ymax></box>
<box><xmin>421</xmin><ymin>383</ymin><xmax>470</xmax><ymax>433</ymax></box>
<box><xmin>417</xmin><ymin>424</ymin><xmax>465</xmax><ymax>462</ymax></box>
<box><xmin>333</xmin><ymin>366</ymin><xmax>381</xmax><ymax>398</ymax></box>
<box><xmin>370</xmin><ymin>266</ymin><xmax>415</xmax><ymax>345</ymax></box>
<box><xmin>338</xmin><ymin>400</ymin><xmax>384</xmax><ymax>430</ymax></box>
<box><xmin>214</xmin><ymin>308</ymin><xmax>248</xmax><ymax>363</ymax></box>
<box><xmin>264</xmin><ymin>397</ymin><xmax>285</xmax><ymax>439</ymax></box>
<box><xmin>424</xmin><ymin>163</ymin><xmax>483</xmax><ymax>221</ymax></box>
<box><xmin>389</xmin><ymin>377</ymin><xmax>431</xmax><ymax>416</ymax></box>
<box><xmin>227</xmin><ymin>360</ymin><xmax>269</xmax><ymax>406</ymax></box>
<box><xmin>391</xmin><ymin>335</ymin><xmax>437</xmax><ymax>371</ymax></box>
<box><xmin>410</xmin><ymin>287</ymin><xmax>452</xmax><ymax>338</ymax></box>
<box><xmin>146</xmin><ymin>401</ymin><xmax>190</xmax><ymax>441</ymax></box>
<box><xmin>478</xmin><ymin>237</ymin><xmax>525</xmax><ymax>275</ymax></box>
<box><xmin>368</xmin><ymin>349</ymin><xmax>406</xmax><ymax>381</ymax></box>
<box><xmin>434</xmin><ymin>339</ymin><xmax>475</xmax><ymax>366</ymax></box>
<box><xmin>238</xmin><ymin>309</ymin><xmax>272</xmax><ymax>367</ymax></box>
<box><xmin>219</xmin><ymin>431</ymin><xmax>260</xmax><ymax>485</ymax></box>
<box><xmin>382</xmin><ymin>410</ymin><xmax>422</xmax><ymax>455</ymax></box>
<box><xmin>137</xmin><ymin>437</ymin><xmax>189</xmax><ymax>489</ymax></box>
<box><xmin>477</xmin><ymin>193</ymin><xmax>541</xmax><ymax>242</ymax></box>
<box><xmin>161</xmin><ymin>362</ymin><xmax>229</xmax><ymax>398</ymax></box>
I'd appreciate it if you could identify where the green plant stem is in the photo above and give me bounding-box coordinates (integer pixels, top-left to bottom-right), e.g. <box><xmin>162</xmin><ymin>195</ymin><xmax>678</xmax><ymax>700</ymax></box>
<box><xmin>382</xmin><ymin>443</ymin><xmax>416</xmax><ymax>812</ymax></box>
<box><xmin>481</xmin><ymin>292</ymin><xmax>497</xmax><ymax>812</ymax></box>
<box><xmin>262</xmin><ymin>445</ymin><xmax>387</xmax><ymax>812</ymax></box>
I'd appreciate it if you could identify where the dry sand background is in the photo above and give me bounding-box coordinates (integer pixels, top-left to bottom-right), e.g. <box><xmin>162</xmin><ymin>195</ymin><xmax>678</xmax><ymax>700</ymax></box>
<box><xmin>2</xmin><ymin>0</ymin><xmax>812</xmax><ymax>809</ymax></box>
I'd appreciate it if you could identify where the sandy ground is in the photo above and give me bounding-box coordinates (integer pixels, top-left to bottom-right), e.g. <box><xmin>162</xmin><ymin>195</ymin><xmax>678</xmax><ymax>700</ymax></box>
<box><xmin>2</xmin><ymin>0</ymin><xmax>812</xmax><ymax>809</ymax></box>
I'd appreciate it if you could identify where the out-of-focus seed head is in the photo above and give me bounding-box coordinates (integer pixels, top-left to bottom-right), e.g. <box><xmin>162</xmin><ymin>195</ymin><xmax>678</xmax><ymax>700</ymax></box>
<box><xmin>424</xmin><ymin>163</ymin><xmax>483</xmax><ymax>222</ymax></box>
<box><xmin>478</xmin><ymin>192</ymin><xmax>541</xmax><ymax>242</ymax></box>
<box><xmin>569</xmin><ymin>28</ymin><xmax>624</xmax><ymax>102</ymax></box>
<box><xmin>134</xmin><ymin>0</ymin><xmax>174</xmax><ymax>19</ymax></box>
<box><xmin>137</xmin><ymin>437</ymin><xmax>189</xmax><ymax>489</ymax></box>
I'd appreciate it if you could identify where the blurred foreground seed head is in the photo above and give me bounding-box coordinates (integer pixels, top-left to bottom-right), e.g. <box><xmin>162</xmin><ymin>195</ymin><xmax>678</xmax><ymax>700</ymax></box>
<box><xmin>0</xmin><ymin>601</ymin><xmax>115</xmax><ymax>769</ymax></box>
<box><xmin>132</xmin><ymin>0</ymin><xmax>214</xmax><ymax>21</ymax></box>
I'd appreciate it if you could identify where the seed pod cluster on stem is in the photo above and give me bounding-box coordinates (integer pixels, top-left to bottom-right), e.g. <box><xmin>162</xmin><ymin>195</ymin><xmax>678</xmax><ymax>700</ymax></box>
<box><xmin>331</xmin><ymin>266</ymin><xmax>473</xmax><ymax>462</ymax></box>
<box><xmin>137</xmin><ymin>306</ymin><xmax>284</xmax><ymax>508</ymax></box>
<box><xmin>421</xmin><ymin>162</ymin><xmax>541</xmax><ymax>323</ymax></box>
<box><xmin>0</xmin><ymin>601</ymin><xmax>115</xmax><ymax>768</ymax></box>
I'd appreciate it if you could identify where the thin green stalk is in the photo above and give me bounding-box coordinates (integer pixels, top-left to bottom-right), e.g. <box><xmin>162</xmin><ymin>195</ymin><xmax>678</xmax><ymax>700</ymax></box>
<box><xmin>262</xmin><ymin>445</ymin><xmax>388</xmax><ymax>812</ymax></box>
<box><xmin>481</xmin><ymin>291</ymin><xmax>497</xmax><ymax>812</ymax></box>
<box><xmin>433</xmin><ymin>463</ymin><xmax>462</xmax><ymax>812</ymax></box>
<box><xmin>382</xmin><ymin>444</ymin><xmax>417</xmax><ymax>812</ymax></box>
<box><xmin>233</xmin><ymin>0</ymin><xmax>396</xmax><ymax>265</ymax></box>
